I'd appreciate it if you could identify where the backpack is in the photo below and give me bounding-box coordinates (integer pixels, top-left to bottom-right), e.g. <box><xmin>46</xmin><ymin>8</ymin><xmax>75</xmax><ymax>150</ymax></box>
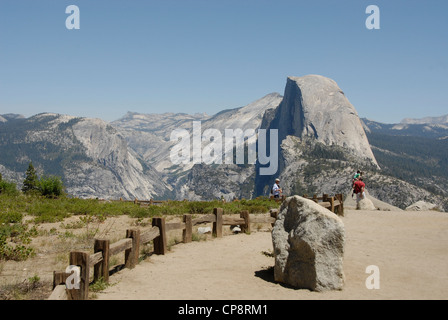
<box><xmin>353</xmin><ymin>181</ymin><xmax>363</xmax><ymax>194</ymax></box>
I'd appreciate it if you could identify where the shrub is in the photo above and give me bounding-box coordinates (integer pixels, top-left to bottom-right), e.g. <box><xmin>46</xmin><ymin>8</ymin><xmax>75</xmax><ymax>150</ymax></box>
<box><xmin>27</xmin><ymin>199</ymin><xmax>70</xmax><ymax>223</ymax></box>
<box><xmin>0</xmin><ymin>180</ymin><xmax>19</xmax><ymax>196</ymax></box>
<box><xmin>38</xmin><ymin>175</ymin><xmax>64</xmax><ymax>198</ymax></box>
<box><xmin>0</xmin><ymin>212</ymin><xmax>36</xmax><ymax>261</ymax></box>
<box><xmin>0</xmin><ymin>210</ymin><xmax>23</xmax><ymax>224</ymax></box>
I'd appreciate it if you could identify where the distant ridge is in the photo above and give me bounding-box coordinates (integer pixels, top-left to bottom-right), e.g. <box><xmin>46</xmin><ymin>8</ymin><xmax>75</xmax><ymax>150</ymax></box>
<box><xmin>401</xmin><ymin>114</ymin><xmax>448</xmax><ymax>125</ymax></box>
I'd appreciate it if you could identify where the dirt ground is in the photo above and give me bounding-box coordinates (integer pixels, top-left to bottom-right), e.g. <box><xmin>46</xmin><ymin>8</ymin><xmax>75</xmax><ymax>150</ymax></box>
<box><xmin>1</xmin><ymin>208</ymin><xmax>448</xmax><ymax>300</ymax></box>
<box><xmin>96</xmin><ymin>209</ymin><xmax>448</xmax><ymax>300</ymax></box>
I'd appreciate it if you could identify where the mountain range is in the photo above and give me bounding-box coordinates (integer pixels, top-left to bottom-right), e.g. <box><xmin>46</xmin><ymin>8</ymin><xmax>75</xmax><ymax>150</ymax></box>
<box><xmin>1</xmin><ymin>75</ymin><xmax>447</xmax><ymax>211</ymax></box>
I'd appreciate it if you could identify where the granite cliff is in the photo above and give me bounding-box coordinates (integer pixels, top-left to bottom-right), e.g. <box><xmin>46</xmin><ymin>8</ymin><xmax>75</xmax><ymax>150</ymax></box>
<box><xmin>0</xmin><ymin>113</ymin><xmax>170</xmax><ymax>199</ymax></box>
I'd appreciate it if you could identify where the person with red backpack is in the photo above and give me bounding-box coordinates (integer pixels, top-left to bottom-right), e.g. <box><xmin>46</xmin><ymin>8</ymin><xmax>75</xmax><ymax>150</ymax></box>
<box><xmin>353</xmin><ymin>177</ymin><xmax>366</xmax><ymax>203</ymax></box>
<box><xmin>351</xmin><ymin>170</ymin><xmax>362</xmax><ymax>198</ymax></box>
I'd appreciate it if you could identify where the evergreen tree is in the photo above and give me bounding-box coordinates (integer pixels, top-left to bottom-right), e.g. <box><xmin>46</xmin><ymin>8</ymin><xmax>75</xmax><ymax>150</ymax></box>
<box><xmin>22</xmin><ymin>161</ymin><xmax>39</xmax><ymax>194</ymax></box>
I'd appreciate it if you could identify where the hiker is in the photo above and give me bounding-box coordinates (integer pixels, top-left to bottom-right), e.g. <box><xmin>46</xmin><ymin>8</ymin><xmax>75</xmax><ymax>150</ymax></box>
<box><xmin>353</xmin><ymin>177</ymin><xmax>366</xmax><ymax>203</ymax></box>
<box><xmin>272</xmin><ymin>178</ymin><xmax>282</xmax><ymax>199</ymax></box>
<box><xmin>351</xmin><ymin>170</ymin><xmax>362</xmax><ymax>197</ymax></box>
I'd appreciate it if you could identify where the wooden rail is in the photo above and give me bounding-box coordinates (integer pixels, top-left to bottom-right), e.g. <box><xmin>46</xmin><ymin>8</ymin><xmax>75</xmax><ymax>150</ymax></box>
<box><xmin>269</xmin><ymin>193</ymin><xmax>344</xmax><ymax>216</ymax></box>
<box><xmin>49</xmin><ymin>208</ymin><xmax>278</xmax><ymax>300</ymax></box>
<box><xmin>302</xmin><ymin>193</ymin><xmax>344</xmax><ymax>216</ymax></box>
<box><xmin>49</xmin><ymin>193</ymin><xmax>343</xmax><ymax>300</ymax></box>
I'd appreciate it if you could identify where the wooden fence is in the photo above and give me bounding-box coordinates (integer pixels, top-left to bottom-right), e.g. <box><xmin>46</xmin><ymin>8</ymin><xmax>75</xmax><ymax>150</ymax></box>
<box><xmin>49</xmin><ymin>193</ymin><xmax>343</xmax><ymax>300</ymax></box>
<box><xmin>304</xmin><ymin>193</ymin><xmax>344</xmax><ymax>216</ymax></box>
<box><xmin>115</xmin><ymin>194</ymin><xmax>343</xmax><ymax>214</ymax></box>
<box><xmin>49</xmin><ymin>208</ymin><xmax>278</xmax><ymax>300</ymax></box>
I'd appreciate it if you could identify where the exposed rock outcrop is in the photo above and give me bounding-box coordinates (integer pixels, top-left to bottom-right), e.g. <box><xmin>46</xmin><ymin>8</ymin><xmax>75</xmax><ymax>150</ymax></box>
<box><xmin>264</xmin><ymin>75</ymin><xmax>378</xmax><ymax>167</ymax></box>
<box><xmin>272</xmin><ymin>195</ymin><xmax>345</xmax><ymax>291</ymax></box>
<box><xmin>405</xmin><ymin>201</ymin><xmax>438</xmax><ymax>211</ymax></box>
<box><xmin>0</xmin><ymin>113</ymin><xmax>169</xmax><ymax>200</ymax></box>
<box><xmin>255</xmin><ymin>75</ymin><xmax>380</xmax><ymax>198</ymax></box>
<box><xmin>356</xmin><ymin>197</ymin><xmax>376</xmax><ymax>210</ymax></box>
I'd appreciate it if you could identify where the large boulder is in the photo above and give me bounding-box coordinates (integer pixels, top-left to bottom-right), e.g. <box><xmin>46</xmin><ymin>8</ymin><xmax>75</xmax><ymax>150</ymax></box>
<box><xmin>356</xmin><ymin>197</ymin><xmax>376</xmax><ymax>210</ymax></box>
<box><xmin>272</xmin><ymin>196</ymin><xmax>345</xmax><ymax>291</ymax></box>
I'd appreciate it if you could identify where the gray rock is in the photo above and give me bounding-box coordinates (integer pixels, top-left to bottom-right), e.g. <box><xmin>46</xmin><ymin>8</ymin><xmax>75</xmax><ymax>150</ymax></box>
<box><xmin>272</xmin><ymin>195</ymin><xmax>345</xmax><ymax>291</ymax></box>
<box><xmin>0</xmin><ymin>113</ymin><xmax>170</xmax><ymax>200</ymax></box>
<box><xmin>344</xmin><ymin>189</ymin><xmax>402</xmax><ymax>211</ymax></box>
<box><xmin>197</xmin><ymin>227</ymin><xmax>212</xmax><ymax>234</ymax></box>
<box><xmin>356</xmin><ymin>197</ymin><xmax>376</xmax><ymax>210</ymax></box>
<box><xmin>405</xmin><ymin>200</ymin><xmax>438</xmax><ymax>211</ymax></box>
<box><xmin>265</xmin><ymin>75</ymin><xmax>379</xmax><ymax>168</ymax></box>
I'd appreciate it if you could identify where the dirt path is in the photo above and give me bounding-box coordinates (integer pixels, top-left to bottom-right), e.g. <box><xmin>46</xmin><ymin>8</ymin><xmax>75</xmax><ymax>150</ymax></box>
<box><xmin>96</xmin><ymin>209</ymin><xmax>448</xmax><ymax>300</ymax></box>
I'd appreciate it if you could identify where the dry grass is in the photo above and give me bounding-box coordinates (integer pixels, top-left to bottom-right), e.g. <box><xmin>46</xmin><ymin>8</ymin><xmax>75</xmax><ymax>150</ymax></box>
<box><xmin>0</xmin><ymin>211</ymin><xmax>268</xmax><ymax>300</ymax></box>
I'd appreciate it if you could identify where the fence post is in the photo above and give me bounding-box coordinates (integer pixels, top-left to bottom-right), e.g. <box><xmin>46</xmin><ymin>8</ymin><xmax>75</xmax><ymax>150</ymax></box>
<box><xmin>240</xmin><ymin>210</ymin><xmax>250</xmax><ymax>234</ymax></box>
<box><xmin>94</xmin><ymin>239</ymin><xmax>110</xmax><ymax>283</ymax></box>
<box><xmin>213</xmin><ymin>208</ymin><xmax>223</xmax><ymax>238</ymax></box>
<box><xmin>125</xmin><ymin>229</ymin><xmax>141</xmax><ymax>269</ymax></box>
<box><xmin>68</xmin><ymin>251</ymin><xmax>90</xmax><ymax>300</ymax></box>
<box><xmin>152</xmin><ymin>217</ymin><xmax>167</xmax><ymax>255</ymax></box>
<box><xmin>313</xmin><ymin>194</ymin><xmax>318</xmax><ymax>203</ymax></box>
<box><xmin>336</xmin><ymin>194</ymin><xmax>344</xmax><ymax>216</ymax></box>
<box><xmin>330</xmin><ymin>196</ymin><xmax>335</xmax><ymax>213</ymax></box>
<box><xmin>53</xmin><ymin>271</ymin><xmax>69</xmax><ymax>290</ymax></box>
<box><xmin>183</xmin><ymin>214</ymin><xmax>192</xmax><ymax>243</ymax></box>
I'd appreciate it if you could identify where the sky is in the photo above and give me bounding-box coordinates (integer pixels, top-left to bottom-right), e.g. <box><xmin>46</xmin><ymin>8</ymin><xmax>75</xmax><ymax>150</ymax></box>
<box><xmin>0</xmin><ymin>0</ymin><xmax>447</xmax><ymax>124</ymax></box>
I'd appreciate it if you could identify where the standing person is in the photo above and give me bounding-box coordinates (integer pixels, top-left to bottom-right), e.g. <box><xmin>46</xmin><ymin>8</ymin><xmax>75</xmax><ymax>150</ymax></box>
<box><xmin>353</xmin><ymin>177</ymin><xmax>366</xmax><ymax>204</ymax></box>
<box><xmin>351</xmin><ymin>170</ymin><xmax>361</xmax><ymax>197</ymax></box>
<box><xmin>272</xmin><ymin>178</ymin><xmax>282</xmax><ymax>199</ymax></box>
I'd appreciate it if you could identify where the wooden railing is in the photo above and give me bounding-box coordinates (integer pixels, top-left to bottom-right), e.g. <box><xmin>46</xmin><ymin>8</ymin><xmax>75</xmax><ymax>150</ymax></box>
<box><xmin>112</xmin><ymin>197</ymin><xmax>282</xmax><ymax>207</ymax></box>
<box><xmin>49</xmin><ymin>208</ymin><xmax>279</xmax><ymax>300</ymax></box>
<box><xmin>269</xmin><ymin>193</ymin><xmax>344</xmax><ymax>215</ymax></box>
<box><xmin>49</xmin><ymin>194</ymin><xmax>343</xmax><ymax>300</ymax></box>
<box><xmin>302</xmin><ymin>193</ymin><xmax>344</xmax><ymax>216</ymax></box>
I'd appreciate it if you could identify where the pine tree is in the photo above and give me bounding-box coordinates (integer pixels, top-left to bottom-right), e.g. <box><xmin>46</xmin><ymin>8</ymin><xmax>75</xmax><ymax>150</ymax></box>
<box><xmin>22</xmin><ymin>161</ymin><xmax>39</xmax><ymax>194</ymax></box>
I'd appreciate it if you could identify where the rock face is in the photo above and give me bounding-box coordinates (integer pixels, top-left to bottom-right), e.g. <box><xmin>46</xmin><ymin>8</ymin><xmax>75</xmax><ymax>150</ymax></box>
<box><xmin>265</xmin><ymin>75</ymin><xmax>378</xmax><ymax>167</ymax></box>
<box><xmin>255</xmin><ymin>75</ymin><xmax>380</xmax><ymax>198</ymax></box>
<box><xmin>0</xmin><ymin>113</ymin><xmax>170</xmax><ymax>200</ymax></box>
<box><xmin>113</xmin><ymin>93</ymin><xmax>283</xmax><ymax>200</ymax></box>
<box><xmin>272</xmin><ymin>196</ymin><xmax>345</xmax><ymax>291</ymax></box>
<box><xmin>69</xmin><ymin>117</ymin><xmax>170</xmax><ymax>199</ymax></box>
<box><xmin>406</xmin><ymin>201</ymin><xmax>438</xmax><ymax>211</ymax></box>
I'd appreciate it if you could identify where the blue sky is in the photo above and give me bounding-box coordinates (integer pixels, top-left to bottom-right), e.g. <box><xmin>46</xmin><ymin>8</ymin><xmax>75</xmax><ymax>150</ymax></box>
<box><xmin>0</xmin><ymin>0</ymin><xmax>447</xmax><ymax>123</ymax></box>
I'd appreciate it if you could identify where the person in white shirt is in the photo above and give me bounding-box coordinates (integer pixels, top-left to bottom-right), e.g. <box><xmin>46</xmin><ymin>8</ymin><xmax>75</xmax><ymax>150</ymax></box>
<box><xmin>272</xmin><ymin>178</ymin><xmax>282</xmax><ymax>198</ymax></box>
